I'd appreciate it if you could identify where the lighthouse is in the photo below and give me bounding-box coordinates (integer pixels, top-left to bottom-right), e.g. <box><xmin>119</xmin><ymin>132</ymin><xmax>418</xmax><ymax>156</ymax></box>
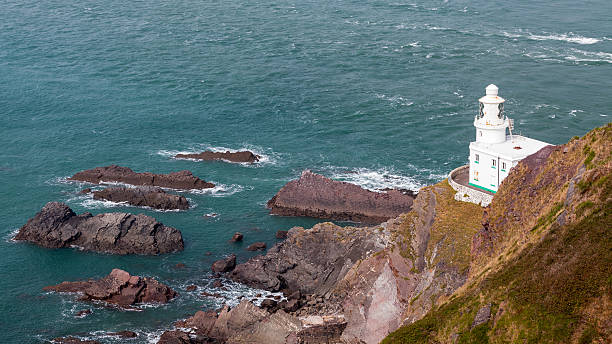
<box><xmin>468</xmin><ymin>84</ymin><xmax>551</xmax><ymax>193</ymax></box>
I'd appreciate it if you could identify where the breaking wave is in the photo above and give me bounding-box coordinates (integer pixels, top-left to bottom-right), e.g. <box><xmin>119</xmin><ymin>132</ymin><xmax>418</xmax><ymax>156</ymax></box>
<box><xmin>324</xmin><ymin>166</ymin><xmax>424</xmax><ymax>192</ymax></box>
<box><xmin>503</xmin><ymin>30</ymin><xmax>601</xmax><ymax>45</ymax></box>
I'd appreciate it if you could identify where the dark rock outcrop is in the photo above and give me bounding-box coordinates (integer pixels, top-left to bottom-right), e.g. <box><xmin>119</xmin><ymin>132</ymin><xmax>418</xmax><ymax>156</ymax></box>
<box><xmin>174</xmin><ymin>150</ymin><xmax>260</xmax><ymax>163</ymax></box>
<box><xmin>230</xmin><ymin>232</ymin><xmax>243</xmax><ymax>242</ymax></box>
<box><xmin>15</xmin><ymin>202</ymin><xmax>184</xmax><ymax>255</ymax></box>
<box><xmin>246</xmin><ymin>242</ymin><xmax>266</xmax><ymax>251</ymax></box>
<box><xmin>230</xmin><ymin>222</ymin><xmax>387</xmax><ymax>294</ymax></box>
<box><xmin>211</xmin><ymin>254</ymin><xmax>236</xmax><ymax>273</ymax></box>
<box><xmin>68</xmin><ymin>165</ymin><xmax>214</xmax><ymax>190</ymax></box>
<box><xmin>106</xmin><ymin>331</ymin><xmax>137</xmax><ymax>338</ymax></box>
<box><xmin>267</xmin><ymin>170</ymin><xmax>415</xmax><ymax>224</ymax></box>
<box><xmin>52</xmin><ymin>337</ymin><xmax>100</xmax><ymax>344</ymax></box>
<box><xmin>92</xmin><ymin>187</ymin><xmax>189</xmax><ymax>210</ymax></box>
<box><xmin>275</xmin><ymin>230</ymin><xmax>288</xmax><ymax>239</ymax></box>
<box><xmin>43</xmin><ymin>269</ymin><xmax>177</xmax><ymax>308</ymax></box>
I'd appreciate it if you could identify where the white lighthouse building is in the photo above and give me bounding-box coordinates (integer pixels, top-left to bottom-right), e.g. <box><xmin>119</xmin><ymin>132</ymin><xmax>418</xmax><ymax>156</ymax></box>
<box><xmin>468</xmin><ymin>84</ymin><xmax>550</xmax><ymax>193</ymax></box>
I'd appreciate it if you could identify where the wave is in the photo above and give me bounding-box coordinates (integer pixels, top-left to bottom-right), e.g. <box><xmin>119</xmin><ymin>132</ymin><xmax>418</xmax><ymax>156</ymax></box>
<box><xmin>187</xmin><ymin>183</ymin><xmax>247</xmax><ymax>197</ymax></box>
<box><xmin>503</xmin><ymin>30</ymin><xmax>600</xmax><ymax>45</ymax></box>
<box><xmin>4</xmin><ymin>228</ymin><xmax>19</xmax><ymax>243</ymax></box>
<box><xmin>375</xmin><ymin>93</ymin><xmax>414</xmax><ymax>107</ymax></box>
<box><xmin>157</xmin><ymin>144</ymin><xmax>280</xmax><ymax>166</ymax></box>
<box><xmin>324</xmin><ymin>166</ymin><xmax>424</xmax><ymax>192</ymax></box>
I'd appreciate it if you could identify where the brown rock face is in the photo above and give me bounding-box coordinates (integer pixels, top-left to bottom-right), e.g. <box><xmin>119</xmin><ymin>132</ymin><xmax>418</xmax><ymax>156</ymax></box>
<box><xmin>15</xmin><ymin>202</ymin><xmax>184</xmax><ymax>255</ymax></box>
<box><xmin>92</xmin><ymin>186</ymin><xmax>190</xmax><ymax>210</ymax></box>
<box><xmin>267</xmin><ymin>170</ymin><xmax>415</xmax><ymax>224</ymax></box>
<box><xmin>174</xmin><ymin>150</ymin><xmax>260</xmax><ymax>163</ymax></box>
<box><xmin>230</xmin><ymin>232</ymin><xmax>243</xmax><ymax>242</ymax></box>
<box><xmin>43</xmin><ymin>269</ymin><xmax>177</xmax><ymax>308</ymax></box>
<box><xmin>68</xmin><ymin>165</ymin><xmax>214</xmax><ymax>190</ymax></box>
<box><xmin>211</xmin><ymin>254</ymin><xmax>236</xmax><ymax>273</ymax></box>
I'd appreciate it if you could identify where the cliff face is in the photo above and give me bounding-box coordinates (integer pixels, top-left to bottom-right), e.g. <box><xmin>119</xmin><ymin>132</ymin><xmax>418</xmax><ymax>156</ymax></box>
<box><xmin>384</xmin><ymin>124</ymin><xmax>612</xmax><ymax>343</ymax></box>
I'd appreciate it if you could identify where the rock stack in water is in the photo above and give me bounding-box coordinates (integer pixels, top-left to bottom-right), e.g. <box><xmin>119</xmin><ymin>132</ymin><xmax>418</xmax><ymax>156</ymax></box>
<box><xmin>15</xmin><ymin>202</ymin><xmax>184</xmax><ymax>254</ymax></box>
<box><xmin>68</xmin><ymin>165</ymin><xmax>214</xmax><ymax>189</ymax></box>
<box><xmin>174</xmin><ymin>150</ymin><xmax>260</xmax><ymax>163</ymax></box>
<box><xmin>267</xmin><ymin>170</ymin><xmax>415</xmax><ymax>223</ymax></box>
<box><xmin>43</xmin><ymin>269</ymin><xmax>177</xmax><ymax>308</ymax></box>
<box><xmin>91</xmin><ymin>186</ymin><xmax>190</xmax><ymax>210</ymax></box>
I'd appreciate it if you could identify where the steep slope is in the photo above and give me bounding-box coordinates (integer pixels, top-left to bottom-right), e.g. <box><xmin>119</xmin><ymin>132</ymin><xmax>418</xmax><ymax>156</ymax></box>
<box><xmin>384</xmin><ymin>123</ymin><xmax>612</xmax><ymax>343</ymax></box>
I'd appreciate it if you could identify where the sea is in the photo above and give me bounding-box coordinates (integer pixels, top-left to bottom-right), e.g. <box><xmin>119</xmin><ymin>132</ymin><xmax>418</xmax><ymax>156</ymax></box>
<box><xmin>1</xmin><ymin>0</ymin><xmax>610</xmax><ymax>342</ymax></box>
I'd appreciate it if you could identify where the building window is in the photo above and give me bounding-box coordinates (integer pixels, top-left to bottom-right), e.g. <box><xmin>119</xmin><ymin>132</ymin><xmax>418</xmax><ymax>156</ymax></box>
<box><xmin>479</xmin><ymin>131</ymin><xmax>482</xmax><ymax>137</ymax></box>
<box><xmin>492</xmin><ymin>159</ymin><xmax>496</xmax><ymax>168</ymax></box>
<box><xmin>475</xmin><ymin>154</ymin><xmax>479</xmax><ymax>163</ymax></box>
<box><xmin>474</xmin><ymin>171</ymin><xmax>479</xmax><ymax>181</ymax></box>
<box><xmin>502</xmin><ymin>162</ymin><xmax>506</xmax><ymax>170</ymax></box>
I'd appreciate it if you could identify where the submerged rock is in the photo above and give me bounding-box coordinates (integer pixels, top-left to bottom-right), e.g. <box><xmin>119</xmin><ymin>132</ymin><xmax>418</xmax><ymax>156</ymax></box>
<box><xmin>44</xmin><ymin>269</ymin><xmax>177</xmax><ymax>309</ymax></box>
<box><xmin>68</xmin><ymin>165</ymin><xmax>214</xmax><ymax>190</ymax></box>
<box><xmin>230</xmin><ymin>232</ymin><xmax>243</xmax><ymax>242</ymax></box>
<box><xmin>106</xmin><ymin>331</ymin><xmax>137</xmax><ymax>338</ymax></box>
<box><xmin>15</xmin><ymin>202</ymin><xmax>184</xmax><ymax>255</ymax></box>
<box><xmin>52</xmin><ymin>337</ymin><xmax>101</xmax><ymax>344</ymax></box>
<box><xmin>92</xmin><ymin>186</ymin><xmax>190</xmax><ymax>210</ymax></box>
<box><xmin>174</xmin><ymin>150</ymin><xmax>260</xmax><ymax>163</ymax></box>
<box><xmin>246</xmin><ymin>242</ymin><xmax>266</xmax><ymax>251</ymax></box>
<box><xmin>267</xmin><ymin>170</ymin><xmax>415</xmax><ymax>224</ymax></box>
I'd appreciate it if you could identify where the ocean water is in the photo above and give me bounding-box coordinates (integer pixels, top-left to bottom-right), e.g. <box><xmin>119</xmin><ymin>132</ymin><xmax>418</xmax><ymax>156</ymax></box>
<box><xmin>1</xmin><ymin>0</ymin><xmax>610</xmax><ymax>342</ymax></box>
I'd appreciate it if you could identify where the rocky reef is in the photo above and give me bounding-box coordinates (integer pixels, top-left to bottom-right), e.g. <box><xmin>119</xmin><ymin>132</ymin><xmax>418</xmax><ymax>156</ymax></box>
<box><xmin>267</xmin><ymin>170</ymin><xmax>415</xmax><ymax>223</ymax></box>
<box><xmin>15</xmin><ymin>202</ymin><xmax>184</xmax><ymax>254</ymax></box>
<box><xmin>174</xmin><ymin>150</ymin><xmax>260</xmax><ymax>163</ymax></box>
<box><xmin>91</xmin><ymin>186</ymin><xmax>190</xmax><ymax>210</ymax></box>
<box><xmin>68</xmin><ymin>165</ymin><xmax>214</xmax><ymax>189</ymax></box>
<box><xmin>44</xmin><ymin>269</ymin><xmax>176</xmax><ymax>309</ymax></box>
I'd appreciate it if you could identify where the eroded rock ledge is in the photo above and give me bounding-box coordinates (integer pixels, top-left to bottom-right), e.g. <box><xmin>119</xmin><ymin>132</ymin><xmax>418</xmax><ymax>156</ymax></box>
<box><xmin>91</xmin><ymin>186</ymin><xmax>190</xmax><ymax>210</ymax></box>
<box><xmin>68</xmin><ymin>165</ymin><xmax>214</xmax><ymax>190</ymax></box>
<box><xmin>44</xmin><ymin>269</ymin><xmax>177</xmax><ymax>309</ymax></box>
<box><xmin>15</xmin><ymin>202</ymin><xmax>184</xmax><ymax>255</ymax></box>
<box><xmin>174</xmin><ymin>150</ymin><xmax>260</xmax><ymax>163</ymax></box>
<box><xmin>267</xmin><ymin>170</ymin><xmax>415</xmax><ymax>223</ymax></box>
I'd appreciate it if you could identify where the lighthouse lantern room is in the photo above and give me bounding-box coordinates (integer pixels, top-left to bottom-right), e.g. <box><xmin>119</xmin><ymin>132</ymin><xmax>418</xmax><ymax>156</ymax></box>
<box><xmin>468</xmin><ymin>84</ymin><xmax>550</xmax><ymax>193</ymax></box>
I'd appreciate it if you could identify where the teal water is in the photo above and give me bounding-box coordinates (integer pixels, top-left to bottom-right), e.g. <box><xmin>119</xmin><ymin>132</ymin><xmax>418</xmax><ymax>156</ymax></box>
<box><xmin>1</xmin><ymin>0</ymin><xmax>610</xmax><ymax>342</ymax></box>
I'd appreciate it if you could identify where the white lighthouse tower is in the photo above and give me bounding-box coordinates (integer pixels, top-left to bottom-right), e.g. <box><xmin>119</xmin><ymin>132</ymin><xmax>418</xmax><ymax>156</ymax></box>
<box><xmin>468</xmin><ymin>84</ymin><xmax>550</xmax><ymax>193</ymax></box>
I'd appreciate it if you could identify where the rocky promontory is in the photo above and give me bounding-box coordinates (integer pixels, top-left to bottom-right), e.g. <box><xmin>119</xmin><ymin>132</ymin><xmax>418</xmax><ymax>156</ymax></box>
<box><xmin>68</xmin><ymin>165</ymin><xmax>214</xmax><ymax>190</ymax></box>
<box><xmin>15</xmin><ymin>202</ymin><xmax>184</xmax><ymax>255</ymax></box>
<box><xmin>91</xmin><ymin>186</ymin><xmax>190</xmax><ymax>210</ymax></box>
<box><xmin>44</xmin><ymin>269</ymin><xmax>177</xmax><ymax>308</ymax></box>
<box><xmin>174</xmin><ymin>150</ymin><xmax>260</xmax><ymax>163</ymax></box>
<box><xmin>267</xmin><ymin>170</ymin><xmax>415</xmax><ymax>223</ymax></box>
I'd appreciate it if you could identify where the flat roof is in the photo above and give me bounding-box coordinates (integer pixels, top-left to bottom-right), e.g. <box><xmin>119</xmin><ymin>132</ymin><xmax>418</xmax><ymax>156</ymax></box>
<box><xmin>470</xmin><ymin>135</ymin><xmax>551</xmax><ymax>161</ymax></box>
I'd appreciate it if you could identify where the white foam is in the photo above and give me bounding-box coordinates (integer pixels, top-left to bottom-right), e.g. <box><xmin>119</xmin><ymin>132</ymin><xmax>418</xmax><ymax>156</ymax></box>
<box><xmin>4</xmin><ymin>228</ymin><xmax>19</xmax><ymax>243</ymax></box>
<box><xmin>375</xmin><ymin>93</ymin><xmax>414</xmax><ymax>107</ymax></box>
<box><xmin>178</xmin><ymin>278</ymin><xmax>285</xmax><ymax>309</ymax></box>
<box><xmin>326</xmin><ymin>167</ymin><xmax>423</xmax><ymax>192</ymax></box>
<box><xmin>187</xmin><ymin>183</ymin><xmax>247</xmax><ymax>197</ymax></box>
<box><xmin>503</xmin><ymin>30</ymin><xmax>600</xmax><ymax>45</ymax></box>
<box><xmin>565</xmin><ymin>49</ymin><xmax>612</xmax><ymax>64</ymax></box>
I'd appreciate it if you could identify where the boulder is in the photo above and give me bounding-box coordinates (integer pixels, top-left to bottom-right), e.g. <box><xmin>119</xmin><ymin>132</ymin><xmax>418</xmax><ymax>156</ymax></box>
<box><xmin>157</xmin><ymin>330</ymin><xmax>196</xmax><ymax>344</ymax></box>
<box><xmin>75</xmin><ymin>309</ymin><xmax>92</xmax><ymax>317</ymax></box>
<box><xmin>15</xmin><ymin>202</ymin><xmax>183</xmax><ymax>255</ymax></box>
<box><xmin>211</xmin><ymin>254</ymin><xmax>236</xmax><ymax>273</ymax></box>
<box><xmin>275</xmin><ymin>230</ymin><xmax>288</xmax><ymax>239</ymax></box>
<box><xmin>267</xmin><ymin>170</ymin><xmax>415</xmax><ymax>224</ymax></box>
<box><xmin>92</xmin><ymin>187</ymin><xmax>190</xmax><ymax>210</ymax></box>
<box><xmin>43</xmin><ymin>269</ymin><xmax>177</xmax><ymax>308</ymax></box>
<box><xmin>230</xmin><ymin>232</ymin><xmax>243</xmax><ymax>242</ymax></box>
<box><xmin>174</xmin><ymin>150</ymin><xmax>260</xmax><ymax>164</ymax></box>
<box><xmin>106</xmin><ymin>331</ymin><xmax>137</xmax><ymax>338</ymax></box>
<box><xmin>68</xmin><ymin>165</ymin><xmax>214</xmax><ymax>190</ymax></box>
<box><xmin>246</xmin><ymin>242</ymin><xmax>266</xmax><ymax>251</ymax></box>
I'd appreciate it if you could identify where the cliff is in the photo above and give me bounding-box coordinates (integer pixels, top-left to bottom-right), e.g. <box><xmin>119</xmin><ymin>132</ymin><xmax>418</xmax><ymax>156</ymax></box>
<box><xmin>384</xmin><ymin>123</ymin><xmax>612</xmax><ymax>343</ymax></box>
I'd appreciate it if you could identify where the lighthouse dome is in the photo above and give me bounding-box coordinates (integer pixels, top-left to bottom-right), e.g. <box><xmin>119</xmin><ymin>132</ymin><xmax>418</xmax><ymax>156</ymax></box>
<box><xmin>485</xmin><ymin>84</ymin><xmax>498</xmax><ymax>96</ymax></box>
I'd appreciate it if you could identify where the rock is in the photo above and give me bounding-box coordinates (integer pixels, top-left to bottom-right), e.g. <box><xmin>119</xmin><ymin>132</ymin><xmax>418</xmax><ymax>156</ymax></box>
<box><xmin>75</xmin><ymin>309</ymin><xmax>92</xmax><ymax>317</ymax></box>
<box><xmin>212</xmin><ymin>280</ymin><xmax>223</xmax><ymax>288</ymax></box>
<box><xmin>284</xmin><ymin>299</ymin><xmax>300</xmax><ymax>312</ymax></box>
<box><xmin>106</xmin><ymin>331</ymin><xmax>137</xmax><ymax>338</ymax></box>
<box><xmin>186</xmin><ymin>285</ymin><xmax>197</xmax><ymax>292</ymax></box>
<box><xmin>52</xmin><ymin>337</ymin><xmax>100</xmax><ymax>344</ymax></box>
<box><xmin>230</xmin><ymin>222</ymin><xmax>385</xmax><ymax>294</ymax></box>
<box><xmin>43</xmin><ymin>269</ymin><xmax>177</xmax><ymax>308</ymax></box>
<box><xmin>288</xmin><ymin>290</ymin><xmax>301</xmax><ymax>300</ymax></box>
<box><xmin>230</xmin><ymin>232</ymin><xmax>243</xmax><ymax>242</ymax></box>
<box><xmin>472</xmin><ymin>304</ymin><xmax>491</xmax><ymax>328</ymax></box>
<box><xmin>246</xmin><ymin>242</ymin><xmax>266</xmax><ymax>251</ymax></box>
<box><xmin>174</xmin><ymin>150</ymin><xmax>260</xmax><ymax>164</ymax></box>
<box><xmin>275</xmin><ymin>230</ymin><xmax>288</xmax><ymax>239</ymax></box>
<box><xmin>68</xmin><ymin>165</ymin><xmax>214</xmax><ymax>190</ymax></box>
<box><xmin>174</xmin><ymin>263</ymin><xmax>186</xmax><ymax>269</ymax></box>
<box><xmin>80</xmin><ymin>188</ymin><xmax>91</xmax><ymax>194</ymax></box>
<box><xmin>211</xmin><ymin>254</ymin><xmax>236</xmax><ymax>273</ymax></box>
<box><xmin>267</xmin><ymin>170</ymin><xmax>415</xmax><ymax>224</ymax></box>
<box><xmin>157</xmin><ymin>330</ymin><xmax>195</xmax><ymax>344</ymax></box>
<box><xmin>92</xmin><ymin>186</ymin><xmax>190</xmax><ymax>210</ymax></box>
<box><xmin>260</xmin><ymin>299</ymin><xmax>278</xmax><ymax>312</ymax></box>
<box><xmin>200</xmin><ymin>291</ymin><xmax>222</xmax><ymax>298</ymax></box>
<box><xmin>15</xmin><ymin>202</ymin><xmax>184</xmax><ymax>255</ymax></box>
